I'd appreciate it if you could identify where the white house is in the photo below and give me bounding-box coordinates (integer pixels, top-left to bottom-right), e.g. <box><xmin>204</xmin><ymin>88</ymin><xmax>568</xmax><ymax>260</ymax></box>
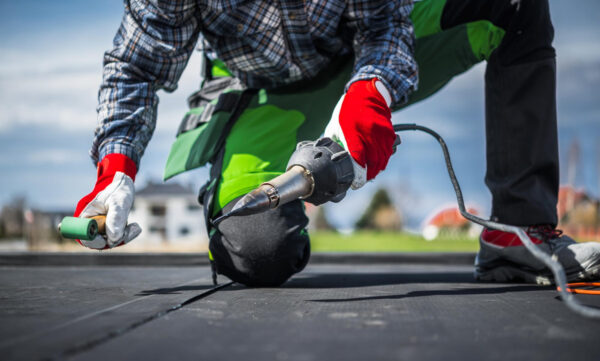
<box><xmin>128</xmin><ymin>182</ymin><xmax>208</xmax><ymax>250</ymax></box>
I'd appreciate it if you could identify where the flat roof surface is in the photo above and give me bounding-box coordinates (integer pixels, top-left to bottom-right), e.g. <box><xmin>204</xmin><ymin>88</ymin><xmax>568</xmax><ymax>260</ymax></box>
<box><xmin>1</xmin><ymin>253</ymin><xmax>599</xmax><ymax>361</ymax></box>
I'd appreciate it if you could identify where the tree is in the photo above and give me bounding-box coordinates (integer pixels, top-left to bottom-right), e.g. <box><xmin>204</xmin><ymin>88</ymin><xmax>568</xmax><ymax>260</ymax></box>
<box><xmin>355</xmin><ymin>188</ymin><xmax>402</xmax><ymax>231</ymax></box>
<box><xmin>313</xmin><ymin>206</ymin><xmax>335</xmax><ymax>231</ymax></box>
<box><xmin>0</xmin><ymin>196</ymin><xmax>26</xmax><ymax>238</ymax></box>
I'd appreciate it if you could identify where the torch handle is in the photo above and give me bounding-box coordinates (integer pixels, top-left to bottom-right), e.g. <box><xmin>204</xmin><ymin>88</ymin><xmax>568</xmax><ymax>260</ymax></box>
<box><xmin>90</xmin><ymin>215</ymin><xmax>106</xmax><ymax>235</ymax></box>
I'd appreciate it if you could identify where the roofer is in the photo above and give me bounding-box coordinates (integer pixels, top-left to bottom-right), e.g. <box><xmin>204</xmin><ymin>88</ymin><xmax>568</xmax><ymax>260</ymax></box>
<box><xmin>75</xmin><ymin>0</ymin><xmax>600</xmax><ymax>286</ymax></box>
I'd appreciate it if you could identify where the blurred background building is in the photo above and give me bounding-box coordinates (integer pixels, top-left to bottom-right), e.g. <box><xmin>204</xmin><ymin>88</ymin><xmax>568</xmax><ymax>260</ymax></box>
<box><xmin>128</xmin><ymin>182</ymin><xmax>208</xmax><ymax>251</ymax></box>
<box><xmin>0</xmin><ymin>182</ymin><xmax>209</xmax><ymax>252</ymax></box>
<box><xmin>422</xmin><ymin>206</ymin><xmax>481</xmax><ymax>241</ymax></box>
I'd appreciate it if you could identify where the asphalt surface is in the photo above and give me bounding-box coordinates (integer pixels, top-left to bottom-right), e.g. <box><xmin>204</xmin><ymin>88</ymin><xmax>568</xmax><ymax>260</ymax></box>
<box><xmin>1</xmin><ymin>253</ymin><xmax>600</xmax><ymax>361</ymax></box>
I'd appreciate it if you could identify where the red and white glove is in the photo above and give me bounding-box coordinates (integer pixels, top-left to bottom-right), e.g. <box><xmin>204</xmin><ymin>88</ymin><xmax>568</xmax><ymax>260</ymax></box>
<box><xmin>324</xmin><ymin>78</ymin><xmax>396</xmax><ymax>189</ymax></box>
<box><xmin>74</xmin><ymin>153</ymin><xmax>141</xmax><ymax>250</ymax></box>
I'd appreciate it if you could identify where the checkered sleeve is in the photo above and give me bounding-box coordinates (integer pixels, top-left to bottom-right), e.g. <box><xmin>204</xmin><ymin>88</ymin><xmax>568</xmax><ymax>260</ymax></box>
<box><xmin>91</xmin><ymin>0</ymin><xmax>201</xmax><ymax>168</ymax></box>
<box><xmin>344</xmin><ymin>0</ymin><xmax>418</xmax><ymax>106</ymax></box>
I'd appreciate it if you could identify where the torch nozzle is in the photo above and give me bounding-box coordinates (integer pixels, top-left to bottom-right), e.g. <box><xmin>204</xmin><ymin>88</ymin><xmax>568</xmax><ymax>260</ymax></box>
<box><xmin>230</xmin><ymin>186</ymin><xmax>274</xmax><ymax>216</ymax></box>
<box><xmin>212</xmin><ymin>165</ymin><xmax>314</xmax><ymax>226</ymax></box>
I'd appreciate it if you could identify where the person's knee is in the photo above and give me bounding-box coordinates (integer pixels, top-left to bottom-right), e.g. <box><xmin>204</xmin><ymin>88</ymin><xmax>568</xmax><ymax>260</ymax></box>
<box><xmin>514</xmin><ymin>0</ymin><xmax>553</xmax><ymax>34</ymax></box>
<box><xmin>483</xmin><ymin>0</ymin><xmax>554</xmax><ymax>65</ymax></box>
<box><xmin>209</xmin><ymin>199</ymin><xmax>310</xmax><ymax>287</ymax></box>
<box><xmin>516</xmin><ymin>0</ymin><xmax>550</xmax><ymax>20</ymax></box>
<box><xmin>467</xmin><ymin>21</ymin><xmax>505</xmax><ymax>61</ymax></box>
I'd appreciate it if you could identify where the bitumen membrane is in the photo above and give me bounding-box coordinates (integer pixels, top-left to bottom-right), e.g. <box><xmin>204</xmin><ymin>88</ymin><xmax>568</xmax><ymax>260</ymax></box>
<box><xmin>1</xmin><ymin>253</ymin><xmax>599</xmax><ymax>361</ymax></box>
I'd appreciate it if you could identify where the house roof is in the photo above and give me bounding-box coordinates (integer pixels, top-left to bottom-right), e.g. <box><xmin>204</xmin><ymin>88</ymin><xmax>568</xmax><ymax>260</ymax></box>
<box><xmin>425</xmin><ymin>206</ymin><xmax>479</xmax><ymax>228</ymax></box>
<box><xmin>136</xmin><ymin>182</ymin><xmax>195</xmax><ymax>197</ymax></box>
<box><xmin>557</xmin><ymin>185</ymin><xmax>589</xmax><ymax>219</ymax></box>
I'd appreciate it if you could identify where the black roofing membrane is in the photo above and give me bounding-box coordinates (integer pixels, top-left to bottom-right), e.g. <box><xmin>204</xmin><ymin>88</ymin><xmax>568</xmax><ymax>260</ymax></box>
<box><xmin>1</xmin><ymin>260</ymin><xmax>599</xmax><ymax>361</ymax></box>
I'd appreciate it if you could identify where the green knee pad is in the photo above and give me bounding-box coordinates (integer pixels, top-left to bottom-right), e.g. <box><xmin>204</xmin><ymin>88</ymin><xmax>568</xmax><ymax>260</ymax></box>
<box><xmin>466</xmin><ymin>20</ymin><xmax>505</xmax><ymax>61</ymax></box>
<box><xmin>411</xmin><ymin>0</ymin><xmax>505</xmax><ymax>57</ymax></box>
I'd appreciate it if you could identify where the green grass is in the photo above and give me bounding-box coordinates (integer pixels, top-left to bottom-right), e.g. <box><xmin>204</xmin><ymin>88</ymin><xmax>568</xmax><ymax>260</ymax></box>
<box><xmin>310</xmin><ymin>231</ymin><xmax>479</xmax><ymax>252</ymax></box>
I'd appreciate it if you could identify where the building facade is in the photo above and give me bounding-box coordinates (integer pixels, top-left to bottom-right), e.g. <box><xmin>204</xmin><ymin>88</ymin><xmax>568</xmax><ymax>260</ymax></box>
<box><xmin>128</xmin><ymin>182</ymin><xmax>208</xmax><ymax>250</ymax></box>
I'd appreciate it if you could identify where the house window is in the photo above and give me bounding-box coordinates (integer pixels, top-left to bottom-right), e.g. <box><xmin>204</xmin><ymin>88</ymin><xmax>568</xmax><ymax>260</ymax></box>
<box><xmin>179</xmin><ymin>226</ymin><xmax>190</xmax><ymax>236</ymax></box>
<box><xmin>150</xmin><ymin>205</ymin><xmax>166</xmax><ymax>216</ymax></box>
<box><xmin>149</xmin><ymin>226</ymin><xmax>166</xmax><ymax>234</ymax></box>
<box><xmin>187</xmin><ymin>203</ymin><xmax>201</xmax><ymax>211</ymax></box>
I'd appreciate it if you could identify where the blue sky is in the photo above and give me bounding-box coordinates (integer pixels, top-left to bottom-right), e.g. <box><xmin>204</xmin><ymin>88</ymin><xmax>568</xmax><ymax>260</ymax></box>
<box><xmin>0</xmin><ymin>0</ymin><xmax>599</xmax><ymax>230</ymax></box>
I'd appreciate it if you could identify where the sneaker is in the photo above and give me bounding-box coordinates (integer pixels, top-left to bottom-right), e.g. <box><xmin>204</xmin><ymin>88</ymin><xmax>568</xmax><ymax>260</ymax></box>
<box><xmin>475</xmin><ymin>226</ymin><xmax>600</xmax><ymax>285</ymax></box>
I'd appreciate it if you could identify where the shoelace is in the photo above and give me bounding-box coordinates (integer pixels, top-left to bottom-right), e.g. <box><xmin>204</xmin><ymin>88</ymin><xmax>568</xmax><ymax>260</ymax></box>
<box><xmin>527</xmin><ymin>225</ymin><xmax>563</xmax><ymax>241</ymax></box>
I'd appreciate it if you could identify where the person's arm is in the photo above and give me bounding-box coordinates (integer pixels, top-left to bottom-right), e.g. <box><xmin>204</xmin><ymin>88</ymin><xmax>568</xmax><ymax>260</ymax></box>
<box><xmin>75</xmin><ymin>0</ymin><xmax>201</xmax><ymax>249</ymax></box>
<box><xmin>344</xmin><ymin>0</ymin><xmax>418</xmax><ymax>106</ymax></box>
<box><xmin>91</xmin><ymin>0</ymin><xmax>201</xmax><ymax>167</ymax></box>
<box><xmin>325</xmin><ymin>0</ymin><xmax>418</xmax><ymax>188</ymax></box>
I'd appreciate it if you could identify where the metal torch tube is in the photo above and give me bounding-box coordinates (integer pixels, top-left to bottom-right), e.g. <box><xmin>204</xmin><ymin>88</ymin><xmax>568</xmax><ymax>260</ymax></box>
<box><xmin>262</xmin><ymin>165</ymin><xmax>315</xmax><ymax>208</ymax></box>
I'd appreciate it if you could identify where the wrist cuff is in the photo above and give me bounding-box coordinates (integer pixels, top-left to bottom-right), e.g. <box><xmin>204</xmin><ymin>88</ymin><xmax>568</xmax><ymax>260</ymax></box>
<box><xmin>97</xmin><ymin>153</ymin><xmax>137</xmax><ymax>181</ymax></box>
<box><xmin>374</xmin><ymin>80</ymin><xmax>392</xmax><ymax>107</ymax></box>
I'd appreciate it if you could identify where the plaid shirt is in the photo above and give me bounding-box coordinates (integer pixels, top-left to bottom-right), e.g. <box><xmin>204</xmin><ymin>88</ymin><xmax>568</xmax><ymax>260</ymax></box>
<box><xmin>92</xmin><ymin>0</ymin><xmax>418</xmax><ymax>167</ymax></box>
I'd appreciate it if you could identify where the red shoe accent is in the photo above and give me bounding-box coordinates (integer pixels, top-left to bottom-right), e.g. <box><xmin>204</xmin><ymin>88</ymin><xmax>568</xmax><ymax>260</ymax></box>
<box><xmin>481</xmin><ymin>226</ymin><xmax>563</xmax><ymax>247</ymax></box>
<box><xmin>481</xmin><ymin>228</ymin><xmax>544</xmax><ymax>247</ymax></box>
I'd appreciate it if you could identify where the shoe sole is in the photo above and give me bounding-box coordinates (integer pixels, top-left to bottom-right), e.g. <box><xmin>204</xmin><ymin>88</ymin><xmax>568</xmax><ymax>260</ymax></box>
<box><xmin>475</xmin><ymin>263</ymin><xmax>600</xmax><ymax>285</ymax></box>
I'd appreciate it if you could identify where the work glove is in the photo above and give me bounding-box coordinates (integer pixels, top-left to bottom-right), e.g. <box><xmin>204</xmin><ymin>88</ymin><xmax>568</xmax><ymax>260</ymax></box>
<box><xmin>74</xmin><ymin>153</ymin><xmax>141</xmax><ymax>250</ymax></box>
<box><xmin>324</xmin><ymin>78</ymin><xmax>396</xmax><ymax>189</ymax></box>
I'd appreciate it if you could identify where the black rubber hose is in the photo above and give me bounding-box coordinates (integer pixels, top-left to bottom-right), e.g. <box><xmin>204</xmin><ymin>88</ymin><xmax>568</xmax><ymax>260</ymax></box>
<box><xmin>393</xmin><ymin>123</ymin><xmax>600</xmax><ymax>319</ymax></box>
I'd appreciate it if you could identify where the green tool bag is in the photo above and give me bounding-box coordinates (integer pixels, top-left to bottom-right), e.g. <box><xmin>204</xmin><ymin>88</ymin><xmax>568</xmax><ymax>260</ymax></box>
<box><xmin>163</xmin><ymin>77</ymin><xmax>247</xmax><ymax>180</ymax></box>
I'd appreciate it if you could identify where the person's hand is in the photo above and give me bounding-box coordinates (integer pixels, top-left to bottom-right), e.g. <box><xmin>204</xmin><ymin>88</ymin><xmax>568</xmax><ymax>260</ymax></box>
<box><xmin>74</xmin><ymin>153</ymin><xmax>141</xmax><ymax>249</ymax></box>
<box><xmin>324</xmin><ymin>78</ymin><xmax>396</xmax><ymax>189</ymax></box>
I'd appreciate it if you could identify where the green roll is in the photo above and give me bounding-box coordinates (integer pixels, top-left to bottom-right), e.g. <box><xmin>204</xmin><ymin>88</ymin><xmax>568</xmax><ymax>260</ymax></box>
<box><xmin>59</xmin><ymin>217</ymin><xmax>98</xmax><ymax>240</ymax></box>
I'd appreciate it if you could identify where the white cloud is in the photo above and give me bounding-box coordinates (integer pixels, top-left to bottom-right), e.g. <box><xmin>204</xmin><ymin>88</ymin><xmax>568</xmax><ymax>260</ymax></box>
<box><xmin>0</xmin><ymin>48</ymin><xmax>101</xmax><ymax>77</ymax></box>
<box><xmin>27</xmin><ymin>149</ymin><xmax>74</xmax><ymax>165</ymax></box>
<box><xmin>0</xmin><ymin>44</ymin><xmax>203</xmax><ymax>134</ymax></box>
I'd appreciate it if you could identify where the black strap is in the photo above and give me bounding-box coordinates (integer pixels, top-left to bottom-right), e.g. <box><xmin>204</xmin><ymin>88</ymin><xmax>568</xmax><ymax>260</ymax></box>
<box><xmin>196</xmin><ymin>88</ymin><xmax>257</xmax><ymax>284</ymax></box>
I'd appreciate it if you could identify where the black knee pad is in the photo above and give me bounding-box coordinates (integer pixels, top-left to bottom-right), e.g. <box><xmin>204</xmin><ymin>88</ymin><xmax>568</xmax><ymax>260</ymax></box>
<box><xmin>209</xmin><ymin>198</ymin><xmax>310</xmax><ymax>287</ymax></box>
